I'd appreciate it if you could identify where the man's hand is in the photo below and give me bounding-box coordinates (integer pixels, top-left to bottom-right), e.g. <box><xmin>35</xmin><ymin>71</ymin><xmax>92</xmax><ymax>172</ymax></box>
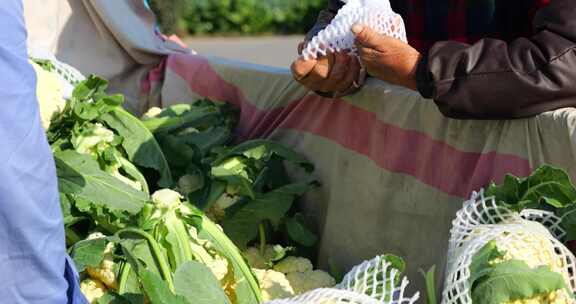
<box><xmin>291</xmin><ymin>44</ymin><xmax>361</xmax><ymax>95</ymax></box>
<box><xmin>351</xmin><ymin>24</ymin><xmax>421</xmax><ymax>90</ymax></box>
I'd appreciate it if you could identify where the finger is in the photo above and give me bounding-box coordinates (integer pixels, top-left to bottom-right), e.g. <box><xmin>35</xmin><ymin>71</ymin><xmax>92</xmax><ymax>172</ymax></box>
<box><xmin>297</xmin><ymin>41</ymin><xmax>306</xmax><ymax>55</ymax></box>
<box><xmin>333</xmin><ymin>55</ymin><xmax>361</xmax><ymax>92</ymax></box>
<box><xmin>316</xmin><ymin>53</ymin><xmax>350</xmax><ymax>92</ymax></box>
<box><xmin>328</xmin><ymin>53</ymin><xmax>350</xmax><ymax>82</ymax></box>
<box><xmin>307</xmin><ymin>53</ymin><xmax>334</xmax><ymax>82</ymax></box>
<box><xmin>291</xmin><ymin>57</ymin><xmax>318</xmax><ymax>81</ymax></box>
<box><xmin>351</xmin><ymin>23</ymin><xmax>388</xmax><ymax>50</ymax></box>
<box><xmin>356</xmin><ymin>46</ymin><xmax>380</xmax><ymax>63</ymax></box>
<box><xmin>299</xmin><ymin>53</ymin><xmax>338</xmax><ymax>92</ymax></box>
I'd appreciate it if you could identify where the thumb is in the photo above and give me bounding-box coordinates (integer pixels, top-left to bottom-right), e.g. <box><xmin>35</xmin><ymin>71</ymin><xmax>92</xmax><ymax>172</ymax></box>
<box><xmin>351</xmin><ymin>23</ymin><xmax>385</xmax><ymax>49</ymax></box>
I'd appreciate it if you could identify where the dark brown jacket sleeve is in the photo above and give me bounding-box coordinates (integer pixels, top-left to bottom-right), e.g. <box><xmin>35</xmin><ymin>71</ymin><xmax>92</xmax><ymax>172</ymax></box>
<box><xmin>417</xmin><ymin>0</ymin><xmax>576</xmax><ymax>119</ymax></box>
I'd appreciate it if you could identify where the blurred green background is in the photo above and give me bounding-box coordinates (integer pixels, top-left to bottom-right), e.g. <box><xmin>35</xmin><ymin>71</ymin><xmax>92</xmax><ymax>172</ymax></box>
<box><xmin>148</xmin><ymin>0</ymin><xmax>324</xmax><ymax>36</ymax></box>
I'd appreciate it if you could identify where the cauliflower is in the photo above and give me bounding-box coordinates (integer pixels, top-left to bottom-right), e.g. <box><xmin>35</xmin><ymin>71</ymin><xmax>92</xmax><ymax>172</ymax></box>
<box><xmin>72</xmin><ymin>123</ymin><xmax>115</xmax><ymax>156</ymax></box>
<box><xmin>80</xmin><ymin>279</ymin><xmax>107</xmax><ymax>304</ymax></box>
<box><xmin>286</xmin><ymin>270</ymin><xmax>336</xmax><ymax>295</ymax></box>
<box><xmin>273</xmin><ymin>256</ymin><xmax>313</xmax><ymax>274</ymax></box>
<box><xmin>177</xmin><ymin>174</ymin><xmax>204</xmax><ymax>195</ymax></box>
<box><xmin>30</xmin><ymin>60</ymin><xmax>66</xmax><ymax>130</ymax></box>
<box><xmin>152</xmin><ymin>189</ymin><xmax>183</xmax><ymax>210</ymax></box>
<box><xmin>85</xmin><ymin>233</ymin><xmax>118</xmax><ymax>290</ymax></box>
<box><xmin>500</xmin><ymin>290</ymin><xmax>572</xmax><ymax>304</ymax></box>
<box><xmin>141</xmin><ymin>107</ymin><xmax>163</xmax><ymax>120</ymax></box>
<box><xmin>254</xmin><ymin>269</ymin><xmax>295</xmax><ymax>302</ymax></box>
<box><xmin>208</xmin><ymin>255</ymin><xmax>229</xmax><ymax>282</ymax></box>
<box><xmin>243</xmin><ymin>246</ymin><xmax>287</xmax><ymax>269</ymax></box>
<box><xmin>472</xmin><ymin>223</ymin><xmax>573</xmax><ymax>304</ymax></box>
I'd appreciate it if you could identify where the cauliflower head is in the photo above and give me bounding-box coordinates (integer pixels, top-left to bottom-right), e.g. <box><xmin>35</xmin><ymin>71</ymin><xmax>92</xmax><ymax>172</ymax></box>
<box><xmin>286</xmin><ymin>270</ymin><xmax>336</xmax><ymax>295</ymax></box>
<box><xmin>142</xmin><ymin>107</ymin><xmax>163</xmax><ymax>120</ymax></box>
<box><xmin>80</xmin><ymin>279</ymin><xmax>107</xmax><ymax>304</ymax></box>
<box><xmin>72</xmin><ymin>123</ymin><xmax>115</xmax><ymax>156</ymax></box>
<box><xmin>152</xmin><ymin>189</ymin><xmax>183</xmax><ymax>210</ymax></box>
<box><xmin>472</xmin><ymin>223</ymin><xmax>574</xmax><ymax>304</ymax></box>
<box><xmin>207</xmin><ymin>255</ymin><xmax>230</xmax><ymax>282</ymax></box>
<box><xmin>243</xmin><ymin>246</ymin><xmax>287</xmax><ymax>269</ymax></box>
<box><xmin>254</xmin><ymin>269</ymin><xmax>295</xmax><ymax>302</ymax></box>
<box><xmin>273</xmin><ymin>256</ymin><xmax>313</xmax><ymax>274</ymax></box>
<box><xmin>85</xmin><ymin>233</ymin><xmax>118</xmax><ymax>290</ymax></box>
<box><xmin>30</xmin><ymin>60</ymin><xmax>66</xmax><ymax>130</ymax></box>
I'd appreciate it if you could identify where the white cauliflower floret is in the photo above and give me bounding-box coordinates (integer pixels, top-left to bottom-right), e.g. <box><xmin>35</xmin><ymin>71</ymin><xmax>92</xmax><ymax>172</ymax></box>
<box><xmin>80</xmin><ymin>279</ymin><xmax>107</xmax><ymax>304</ymax></box>
<box><xmin>142</xmin><ymin>107</ymin><xmax>163</xmax><ymax>120</ymax></box>
<box><xmin>474</xmin><ymin>222</ymin><xmax>573</xmax><ymax>304</ymax></box>
<box><xmin>243</xmin><ymin>246</ymin><xmax>285</xmax><ymax>269</ymax></box>
<box><xmin>244</xmin><ymin>247</ymin><xmax>267</xmax><ymax>269</ymax></box>
<box><xmin>87</xmin><ymin>232</ymin><xmax>106</xmax><ymax>240</ymax></box>
<box><xmin>286</xmin><ymin>270</ymin><xmax>336</xmax><ymax>295</ymax></box>
<box><xmin>208</xmin><ymin>255</ymin><xmax>229</xmax><ymax>282</ymax></box>
<box><xmin>30</xmin><ymin>60</ymin><xmax>66</xmax><ymax>130</ymax></box>
<box><xmin>85</xmin><ymin>233</ymin><xmax>117</xmax><ymax>290</ymax></box>
<box><xmin>274</xmin><ymin>256</ymin><xmax>313</xmax><ymax>274</ymax></box>
<box><xmin>254</xmin><ymin>269</ymin><xmax>295</xmax><ymax>302</ymax></box>
<box><xmin>501</xmin><ymin>289</ymin><xmax>572</xmax><ymax>304</ymax></box>
<box><xmin>73</xmin><ymin>123</ymin><xmax>115</xmax><ymax>156</ymax></box>
<box><xmin>152</xmin><ymin>189</ymin><xmax>183</xmax><ymax>210</ymax></box>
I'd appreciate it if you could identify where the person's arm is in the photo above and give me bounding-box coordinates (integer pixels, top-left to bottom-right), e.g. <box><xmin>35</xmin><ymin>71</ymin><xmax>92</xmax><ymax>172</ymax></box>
<box><xmin>417</xmin><ymin>0</ymin><xmax>576</xmax><ymax>119</ymax></box>
<box><xmin>0</xmin><ymin>1</ymin><xmax>80</xmax><ymax>303</ymax></box>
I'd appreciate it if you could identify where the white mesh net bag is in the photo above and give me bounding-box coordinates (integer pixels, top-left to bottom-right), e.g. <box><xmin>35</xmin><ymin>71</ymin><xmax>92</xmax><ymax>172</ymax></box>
<box><xmin>443</xmin><ymin>190</ymin><xmax>576</xmax><ymax>304</ymax></box>
<box><xmin>302</xmin><ymin>0</ymin><xmax>407</xmax><ymax>60</ymax></box>
<box><xmin>29</xmin><ymin>47</ymin><xmax>86</xmax><ymax>99</ymax></box>
<box><xmin>266</xmin><ymin>255</ymin><xmax>420</xmax><ymax>304</ymax></box>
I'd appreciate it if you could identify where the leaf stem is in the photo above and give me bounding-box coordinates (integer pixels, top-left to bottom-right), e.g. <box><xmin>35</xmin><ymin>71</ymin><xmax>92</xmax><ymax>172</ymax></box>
<box><xmin>259</xmin><ymin>223</ymin><xmax>266</xmax><ymax>257</ymax></box>
<box><xmin>117</xmin><ymin>261</ymin><xmax>131</xmax><ymax>295</ymax></box>
<box><xmin>116</xmin><ymin>228</ymin><xmax>175</xmax><ymax>292</ymax></box>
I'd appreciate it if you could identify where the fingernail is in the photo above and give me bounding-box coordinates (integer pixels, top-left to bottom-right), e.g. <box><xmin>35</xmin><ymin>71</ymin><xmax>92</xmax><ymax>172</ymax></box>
<box><xmin>351</xmin><ymin>23</ymin><xmax>364</xmax><ymax>34</ymax></box>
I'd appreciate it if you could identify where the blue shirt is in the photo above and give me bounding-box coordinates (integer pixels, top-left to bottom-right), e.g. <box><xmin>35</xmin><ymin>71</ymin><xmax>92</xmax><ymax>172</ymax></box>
<box><xmin>0</xmin><ymin>1</ymin><xmax>86</xmax><ymax>303</ymax></box>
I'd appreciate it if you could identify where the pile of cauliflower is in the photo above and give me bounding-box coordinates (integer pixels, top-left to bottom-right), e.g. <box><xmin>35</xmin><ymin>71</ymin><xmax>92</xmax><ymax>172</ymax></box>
<box><xmin>243</xmin><ymin>246</ymin><xmax>336</xmax><ymax>302</ymax></box>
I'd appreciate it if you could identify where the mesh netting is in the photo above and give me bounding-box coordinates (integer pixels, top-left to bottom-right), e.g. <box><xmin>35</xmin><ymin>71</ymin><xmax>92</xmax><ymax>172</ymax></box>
<box><xmin>302</xmin><ymin>0</ymin><xmax>407</xmax><ymax>60</ymax></box>
<box><xmin>29</xmin><ymin>47</ymin><xmax>86</xmax><ymax>99</ymax></box>
<box><xmin>442</xmin><ymin>191</ymin><xmax>576</xmax><ymax>304</ymax></box>
<box><xmin>266</xmin><ymin>255</ymin><xmax>420</xmax><ymax>304</ymax></box>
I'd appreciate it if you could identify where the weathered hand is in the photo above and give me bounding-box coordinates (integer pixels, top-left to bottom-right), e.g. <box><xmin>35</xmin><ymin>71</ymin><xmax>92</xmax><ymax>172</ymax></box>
<box><xmin>291</xmin><ymin>42</ymin><xmax>362</xmax><ymax>95</ymax></box>
<box><xmin>351</xmin><ymin>23</ymin><xmax>421</xmax><ymax>90</ymax></box>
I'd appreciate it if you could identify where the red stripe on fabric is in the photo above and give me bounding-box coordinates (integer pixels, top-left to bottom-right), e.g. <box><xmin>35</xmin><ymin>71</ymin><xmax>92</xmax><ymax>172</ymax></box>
<box><xmin>140</xmin><ymin>58</ymin><xmax>166</xmax><ymax>94</ymax></box>
<box><xmin>166</xmin><ymin>54</ymin><xmax>532</xmax><ymax>198</ymax></box>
